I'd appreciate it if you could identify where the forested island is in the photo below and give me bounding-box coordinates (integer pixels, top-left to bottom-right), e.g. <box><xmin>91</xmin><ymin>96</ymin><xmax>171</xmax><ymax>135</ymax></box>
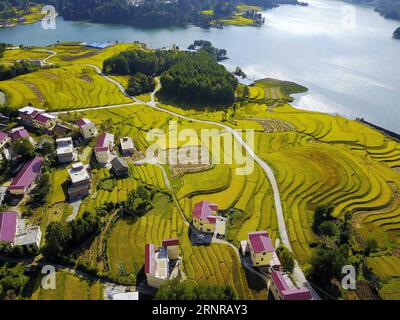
<box><xmin>0</xmin><ymin>0</ymin><xmax>44</xmax><ymax>27</ymax></box>
<box><xmin>5</xmin><ymin>0</ymin><xmax>304</xmax><ymax>28</ymax></box>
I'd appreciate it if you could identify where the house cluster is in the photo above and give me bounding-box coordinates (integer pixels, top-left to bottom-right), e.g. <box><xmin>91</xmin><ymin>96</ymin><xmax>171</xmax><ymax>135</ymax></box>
<box><xmin>0</xmin><ymin>211</ymin><xmax>42</xmax><ymax>250</ymax></box>
<box><xmin>241</xmin><ymin>230</ymin><xmax>311</xmax><ymax>300</ymax></box>
<box><xmin>145</xmin><ymin>238</ymin><xmax>181</xmax><ymax>288</ymax></box>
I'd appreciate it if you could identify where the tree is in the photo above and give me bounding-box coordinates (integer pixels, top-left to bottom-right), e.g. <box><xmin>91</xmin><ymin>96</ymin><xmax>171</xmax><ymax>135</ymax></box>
<box><xmin>42</xmin><ymin>221</ymin><xmax>72</xmax><ymax>259</ymax></box>
<box><xmin>365</xmin><ymin>238</ymin><xmax>378</xmax><ymax>256</ymax></box>
<box><xmin>30</xmin><ymin>171</ymin><xmax>51</xmax><ymax>206</ymax></box>
<box><xmin>319</xmin><ymin>221</ymin><xmax>339</xmax><ymax>241</ymax></box>
<box><xmin>12</xmin><ymin>138</ymin><xmax>35</xmax><ymax>160</ymax></box>
<box><xmin>312</xmin><ymin>204</ymin><xmax>334</xmax><ymax>235</ymax></box>
<box><xmin>126</xmin><ymin>72</ymin><xmax>155</xmax><ymax>96</ymax></box>
<box><xmin>0</xmin><ymin>263</ymin><xmax>29</xmax><ymax>300</ymax></box>
<box><xmin>308</xmin><ymin>246</ymin><xmax>347</xmax><ymax>290</ymax></box>
<box><xmin>276</xmin><ymin>246</ymin><xmax>295</xmax><ymax>273</ymax></box>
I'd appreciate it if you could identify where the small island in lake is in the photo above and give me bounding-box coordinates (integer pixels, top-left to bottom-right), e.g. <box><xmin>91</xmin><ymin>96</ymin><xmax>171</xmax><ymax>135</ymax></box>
<box><xmin>394</xmin><ymin>27</ymin><xmax>400</xmax><ymax>39</ymax></box>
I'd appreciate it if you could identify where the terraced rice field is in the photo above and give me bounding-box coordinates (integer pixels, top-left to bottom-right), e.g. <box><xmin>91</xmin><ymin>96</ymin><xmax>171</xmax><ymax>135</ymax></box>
<box><xmin>231</xmin><ymin>102</ymin><xmax>400</xmax><ymax>266</ymax></box>
<box><xmin>0</xmin><ymin>65</ymin><xmax>131</xmax><ymax>110</ymax></box>
<box><xmin>105</xmin><ymin>193</ymin><xmax>265</xmax><ymax>299</ymax></box>
<box><xmin>29</xmin><ymin>271</ymin><xmax>104</xmax><ymax>300</ymax></box>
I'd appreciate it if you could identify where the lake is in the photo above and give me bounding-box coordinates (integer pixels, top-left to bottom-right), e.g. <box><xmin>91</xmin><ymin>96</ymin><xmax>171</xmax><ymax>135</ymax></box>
<box><xmin>1</xmin><ymin>0</ymin><xmax>399</xmax><ymax>132</ymax></box>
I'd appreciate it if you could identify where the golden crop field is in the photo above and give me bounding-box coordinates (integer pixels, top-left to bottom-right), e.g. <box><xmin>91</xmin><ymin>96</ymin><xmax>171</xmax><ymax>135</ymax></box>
<box><xmin>0</xmin><ymin>65</ymin><xmax>131</xmax><ymax>110</ymax></box>
<box><xmin>29</xmin><ymin>271</ymin><xmax>104</xmax><ymax>300</ymax></box>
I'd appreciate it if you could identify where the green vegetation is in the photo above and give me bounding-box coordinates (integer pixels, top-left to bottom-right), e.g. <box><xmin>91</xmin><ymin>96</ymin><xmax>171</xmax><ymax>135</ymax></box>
<box><xmin>0</xmin><ymin>263</ymin><xmax>30</xmax><ymax>300</ymax></box>
<box><xmin>160</xmin><ymin>51</ymin><xmax>238</xmax><ymax>106</ymax></box>
<box><xmin>126</xmin><ymin>73</ymin><xmax>155</xmax><ymax>96</ymax></box>
<box><xmin>276</xmin><ymin>246</ymin><xmax>295</xmax><ymax>273</ymax></box>
<box><xmin>0</xmin><ymin>59</ymin><xmax>41</xmax><ymax>81</ymax></box>
<box><xmin>188</xmin><ymin>40</ymin><xmax>228</xmax><ymax>61</ymax></box>
<box><xmin>155</xmin><ymin>277</ymin><xmax>237</xmax><ymax>300</ymax></box>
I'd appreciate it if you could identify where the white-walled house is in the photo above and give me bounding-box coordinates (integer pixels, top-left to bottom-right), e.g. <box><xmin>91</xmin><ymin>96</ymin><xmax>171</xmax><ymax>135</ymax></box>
<box><xmin>77</xmin><ymin>118</ymin><xmax>98</xmax><ymax>139</ymax></box>
<box><xmin>94</xmin><ymin>133</ymin><xmax>114</xmax><ymax>164</ymax></box>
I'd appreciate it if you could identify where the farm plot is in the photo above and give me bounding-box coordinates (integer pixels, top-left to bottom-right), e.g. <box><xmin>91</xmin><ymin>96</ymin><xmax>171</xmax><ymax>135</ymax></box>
<box><xmin>29</xmin><ymin>271</ymin><xmax>104</xmax><ymax>300</ymax></box>
<box><xmin>0</xmin><ymin>65</ymin><xmax>131</xmax><ymax>110</ymax></box>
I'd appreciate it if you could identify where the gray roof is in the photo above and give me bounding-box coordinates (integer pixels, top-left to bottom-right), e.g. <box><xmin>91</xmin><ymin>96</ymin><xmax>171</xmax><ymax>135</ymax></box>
<box><xmin>111</xmin><ymin>157</ymin><xmax>129</xmax><ymax>171</ymax></box>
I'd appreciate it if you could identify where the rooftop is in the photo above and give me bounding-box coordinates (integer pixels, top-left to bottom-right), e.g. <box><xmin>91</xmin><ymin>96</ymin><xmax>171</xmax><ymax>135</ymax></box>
<box><xmin>35</xmin><ymin>113</ymin><xmax>56</xmax><ymax>124</ymax></box>
<box><xmin>68</xmin><ymin>162</ymin><xmax>91</xmax><ymax>185</ymax></box>
<box><xmin>14</xmin><ymin>226</ymin><xmax>41</xmax><ymax>246</ymax></box>
<box><xmin>18</xmin><ymin>106</ymin><xmax>45</xmax><ymax>116</ymax></box>
<box><xmin>77</xmin><ymin>118</ymin><xmax>93</xmax><ymax>128</ymax></box>
<box><xmin>162</xmin><ymin>238</ymin><xmax>179</xmax><ymax>247</ymax></box>
<box><xmin>0</xmin><ymin>131</ymin><xmax>8</xmax><ymax>143</ymax></box>
<box><xmin>120</xmin><ymin>137</ymin><xmax>134</xmax><ymax>150</ymax></box>
<box><xmin>8</xmin><ymin>157</ymin><xmax>44</xmax><ymax>191</ymax></box>
<box><xmin>95</xmin><ymin>132</ymin><xmax>114</xmax><ymax>152</ymax></box>
<box><xmin>271</xmin><ymin>271</ymin><xmax>312</xmax><ymax>300</ymax></box>
<box><xmin>0</xmin><ymin>211</ymin><xmax>17</xmax><ymax>243</ymax></box>
<box><xmin>193</xmin><ymin>200</ymin><xmax>218</xmax><ymax>223</ymax></box>
<box><xmin>248</xmin><ymin>231</ymin><xmax>275</xmax><ymax>254</ymax></box>
<box><xmin>11</xmin><ymin>128</ymin><xmax>30</xmax><ymax>140</ymax></box>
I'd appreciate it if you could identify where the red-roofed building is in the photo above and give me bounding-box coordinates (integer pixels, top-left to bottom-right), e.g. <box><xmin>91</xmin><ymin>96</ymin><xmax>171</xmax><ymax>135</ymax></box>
<box><xmin>0</xmin><ymin>211</ymin><xmax>17</xmax><ymax>245</ymax></box>
<box><xmin>77</xmin><ymin>118</ymin><xmax>98</xmax><ymax>139</ymax></box>
<box><xmin>248</xmin><ymin>231</ymin><xmax>275</xmax><ymax>267</ymax></box>
<box><xmin>18</xmin><ymin>106</ymin><xmax>57</xmax><ymax>130</ymax></box>
<box><xmin>94</xmin><ymin>133</ymin><xmax>114</xmax><ymax>164</ymax></box>
<box><xmin>145</xmin><ymin>238</ymin><xmax>181</xmax><ymax>288</ymax></box>
<box><xmin>270</xmin><ymin>271</ymin><xmax>312</xmax><ymax>300</ymax></box>
<box><xmin>192</xmin><ymin>200</ymin><xmax>226</xmax><ymax>234</ymax></box>
<box><xmin>0</xmin><ymin>131</ymin><xmax>10</xmax><ymax>150</ymax></box>
<box><xmin>7</xmin><ymin>156</ymin><xmax>44</xmax><ymax>195</ymax></box>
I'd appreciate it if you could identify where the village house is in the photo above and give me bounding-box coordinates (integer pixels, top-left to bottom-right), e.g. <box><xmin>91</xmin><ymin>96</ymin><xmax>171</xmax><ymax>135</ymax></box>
<box><xmin>52</xmin><ymin>123</ymin><xmax>72</xmax><ymax>137</ymax></box>
<box><xmin>18</xmin><ymin>106</ymin><xmax>57</xmax><ymax>131</ymax></box>
<box><xmin>94</xmin><ymin>132</ymin><xmax>115</xmax><ymax>164</ymax></box>
<box><xmin>67</xmin><ymin>162</ymin><xmax>91</xmax><ymax>201</ymax></box>
<box><xmin>247</xmin><ymin>231</ymin><xmax>275</xmax><ymax>267</ymax></box>
<box><xmin>10</xmin><ymin>126</ymin><xmax>36</xmax><ymax>146</ymax></box>
<box><xmin>7</xmin><ymin>156</ymin><xmax>44</xmax><ymax>196</ymax></box>
<box><xmin>0</xmin><ymin>211</ymin><xmax>42</xmax><ymax>249</ymax></box>
<box><xmin>77</xmin><ymin>118</ymin><xmax>98</xmax><ymax>140</ymax></box>
<box><xmin>192</xmin><ymin>200</ymin><xmax>226</xmax><ymax>235</ymax></box>
<box><xmin>145</xmin><ymin>238</ymin><xmax>181</xmax><ymax>288</ymax></box>
<box><xmin>270</xmin><ymin>271</ymin><xmax>312</xmax><ymax>300</ymax></box>
<box><xmin>0</xmin><ymin>131</ymin><xmax>10</xmax><ymax>150</ymax></box>
<box><xmin>120</xmin><ymin>137</ymin><xmax>135</xmax><ymax>156</ymax></box>
<box><xmin>56</xmin><ymin>137</ymin><xmax>77</xmax><ymax>163</ymax></box>
<box><xmin>0</xmin><ymin>211</ymin><xmax>17</xmax><ymax>246</ymax></box>
<box><xmin>111</xmin><ymin>157</ymin><xmax>129</xmax><ymax>177</ymax></box>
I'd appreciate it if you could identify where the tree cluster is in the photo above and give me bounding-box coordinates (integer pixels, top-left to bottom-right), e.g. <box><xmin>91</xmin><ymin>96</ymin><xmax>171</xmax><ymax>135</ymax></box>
<box><xmin>276</xmin><ymin>246</ymin><xmax>295</xmax><ymax>273</ymax></box>
<box><xmin>42</xmin><ymin>209</ymin><xmax>105</xmax><ymax>261</ymax></box>
<box><xmin>160</xmin><ymin>51</ymin><xmax>238</xmax><ymax>106</ymax></box>
<box><xmin>126</xmin><ymin>72</ymin><xmax>155</xmax><ymax>96</ymax></box>
<box><xmin>155</xmin><ymin>277</ymin><xmax>237</xmax><ymax>300</ymax></box>
<box><xmin>187</xmin><ymin>40</ymin><xmax>227</xmax><ymax>61</ymax></box>
<box><xmin>103</xmin><ymin>49</ymin><xmax>187</xmax><ymax>76</ymax></box>
<box><xmin>0</xmin><ymin>263</ymin><xmax>30</xmax><ymax>300</ymax></box>
<box><xmin>122</xmin><ymin>185</ymin><xmax>156</xmax><ymax>216</ymax></box>
<box><xmin>0</xmin><ymin>60</ymin><xmax>41</xmax><ymax>81</ymax></box>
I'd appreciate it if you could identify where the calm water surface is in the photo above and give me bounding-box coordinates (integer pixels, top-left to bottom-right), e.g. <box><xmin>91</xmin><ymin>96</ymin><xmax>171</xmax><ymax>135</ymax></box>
<box><xmin>1</xmin><ymin>0</ymin><xmax>399</xmax><ymax>132</ymax></box>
